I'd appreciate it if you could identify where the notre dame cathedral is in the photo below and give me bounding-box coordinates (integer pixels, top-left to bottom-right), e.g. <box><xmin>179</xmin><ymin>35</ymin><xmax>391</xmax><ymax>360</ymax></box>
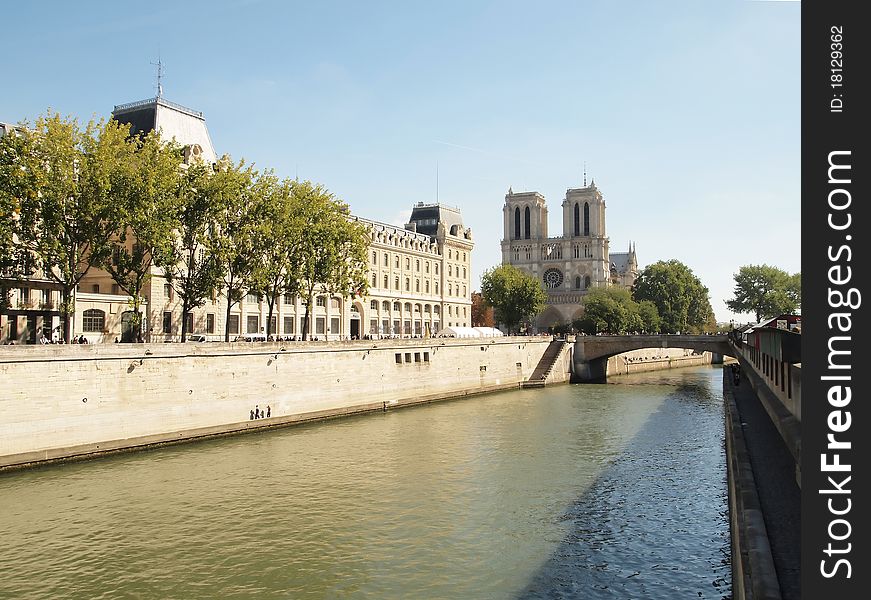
<box><xmin>500</xmin><ymin>180</ymin><xmax>637</xmax><ymax>330</ymax></box>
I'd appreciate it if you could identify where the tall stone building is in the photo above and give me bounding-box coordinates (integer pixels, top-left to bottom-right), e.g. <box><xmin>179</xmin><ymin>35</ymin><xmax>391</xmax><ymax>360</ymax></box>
<box><xmin>501</xmin><ymin>181</ymin><xmax>637</xmax><ymax>330</ymax></box>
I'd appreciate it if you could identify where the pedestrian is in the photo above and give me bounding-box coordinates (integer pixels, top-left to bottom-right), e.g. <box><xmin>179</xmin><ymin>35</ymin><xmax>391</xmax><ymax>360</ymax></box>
<box><xmin>250</xmin><ymin>409</ymin><xmax>255</xmax><ymax>420</ymax></box>
<box><xmin>255</xmin><ymin>406</ymin><xmax>260</xmax><ymax>419</ymax></box>
<box><xmin>266</xmin><ymin>405</ymin><xmax>271</xmax><ymax>418</ymax></box>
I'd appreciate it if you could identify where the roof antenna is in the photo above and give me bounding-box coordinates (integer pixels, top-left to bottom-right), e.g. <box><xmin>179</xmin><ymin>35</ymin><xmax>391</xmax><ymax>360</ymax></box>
<box><xmin>151</xmin><ymin>56</ymin><xmax>164</xmax><ymax>98</ymax></box>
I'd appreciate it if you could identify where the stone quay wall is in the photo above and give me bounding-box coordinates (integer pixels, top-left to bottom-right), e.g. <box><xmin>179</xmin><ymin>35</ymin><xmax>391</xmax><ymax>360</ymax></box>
<box><xmin>0</xmin><ymin>337</ymin><xmax>556</xmax><ymax>470</ymax></box>
<box><xmin>606</xmin><ymin>347</ymin><xmax>714</xmax><ymax>376</ymax></box>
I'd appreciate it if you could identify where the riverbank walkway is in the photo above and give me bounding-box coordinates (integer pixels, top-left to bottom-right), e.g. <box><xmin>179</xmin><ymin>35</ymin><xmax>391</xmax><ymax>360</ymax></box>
<box><xmin>725</xmin><ymin>365</ymin><xmax>800</xmax><ymax>599</ymax></box>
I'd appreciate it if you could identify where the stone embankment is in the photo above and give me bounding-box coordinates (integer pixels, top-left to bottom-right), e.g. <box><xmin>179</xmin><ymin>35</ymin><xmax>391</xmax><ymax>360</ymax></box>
<box><xmin>1</xmin><ymin>337</ymin><xmax>566</xmax><ymax>470</ymax></box>
<box><xmin>607</xmin><ymin>347</ymin><xmax>713</xmax><ymax>376</ymax></box>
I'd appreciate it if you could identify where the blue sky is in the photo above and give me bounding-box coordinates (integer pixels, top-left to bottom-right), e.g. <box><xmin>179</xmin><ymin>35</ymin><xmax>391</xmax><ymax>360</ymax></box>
<box><xmin>2</xmin><ymin>0</ymin><xmax>800</xmax><ymax>323</ymax></box>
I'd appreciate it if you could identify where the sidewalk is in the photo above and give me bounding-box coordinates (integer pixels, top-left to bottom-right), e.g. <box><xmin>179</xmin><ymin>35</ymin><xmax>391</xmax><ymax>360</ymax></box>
<box><xmin>727</xmin><ymin>367</ymin><xmax>801</xmax><ymax>599</ymax></box>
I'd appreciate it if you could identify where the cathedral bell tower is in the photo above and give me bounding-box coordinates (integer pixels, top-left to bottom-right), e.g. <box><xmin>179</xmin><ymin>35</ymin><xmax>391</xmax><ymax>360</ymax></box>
<box><xmin>502</xmin><ymin>188</ymin><xmax>547</xmax><ymax>242</ymax></box>
<box><xmin>501</xmin><ymin>188</ymin><xmax>548</xmax><ymax>265</ymax></box>
<box><xmin>562</xmin><ymin>180</ymin><xmax>605</xmax><ymax>239</ymax></box>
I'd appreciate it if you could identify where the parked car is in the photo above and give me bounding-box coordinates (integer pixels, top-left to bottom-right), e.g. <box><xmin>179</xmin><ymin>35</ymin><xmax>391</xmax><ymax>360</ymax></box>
<box><xmin>187</xmin><ymin>334</ymin><xmax>210</xmax><ymax>342</ymax></box>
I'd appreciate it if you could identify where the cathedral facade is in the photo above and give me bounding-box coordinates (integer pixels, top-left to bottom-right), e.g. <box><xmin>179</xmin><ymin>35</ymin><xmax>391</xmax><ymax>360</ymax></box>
<box><xmin>500</xmin><ymin>182</ymin><xmax>637</xmax><ymax>330</ymax></box>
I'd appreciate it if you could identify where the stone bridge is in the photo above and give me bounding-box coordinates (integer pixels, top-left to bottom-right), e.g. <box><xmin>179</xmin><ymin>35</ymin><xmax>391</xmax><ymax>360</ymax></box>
<box><xmin>572</xmin><ymin>334</ymin><xmax>735</xmax><ymax>382</ymax></box>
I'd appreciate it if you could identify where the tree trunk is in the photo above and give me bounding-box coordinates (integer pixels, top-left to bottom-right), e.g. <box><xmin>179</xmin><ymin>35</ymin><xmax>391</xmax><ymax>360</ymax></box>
<box><xmin>181</xmin><ymin>298</ymin><xmax>189</xmax><ymax>342</ymax></box>
<box><xmin>266</xmin><ymin>295</ymin><xmax>275</xmax><ymax>338</ymax></box>
<box><xmin>302</xmin><ymin>303</ymin><xmax>311</xmax><ymax>341</ymax></box>
<box><xmin>225</xmin><ymin>297</ymin><xmax>234</xmax><ymax>342</ymax></box>
<box><xmin>62</xmin><ymin>286</ymin><xmax>73</xmax><ymax>343</ymax></box>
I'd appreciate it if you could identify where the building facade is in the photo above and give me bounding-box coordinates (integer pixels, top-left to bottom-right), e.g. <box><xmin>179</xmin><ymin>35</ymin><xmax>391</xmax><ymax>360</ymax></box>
<box><xmin>2</xmin><ymin>96</ymin><xmax>473</xmax><ymax>343</ymax></box>
<box><xmin>501</xmin><ymin>182</ymin><xmax>637</xmax><ymax>330</ymax></box>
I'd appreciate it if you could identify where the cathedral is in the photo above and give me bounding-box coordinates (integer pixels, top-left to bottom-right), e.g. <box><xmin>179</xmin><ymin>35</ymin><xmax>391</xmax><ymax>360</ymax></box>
<box><xmin>500</xmin><ymin>181</ymin><xmax>637</xmax><ymax>330</ymax></box>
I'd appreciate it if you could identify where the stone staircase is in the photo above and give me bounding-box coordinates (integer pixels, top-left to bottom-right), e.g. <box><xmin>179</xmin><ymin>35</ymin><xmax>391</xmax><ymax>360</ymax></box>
<box><xmin>522</xmin><ymin>340</ymin><xmax>566</xmax><ymax>388</ymax></box>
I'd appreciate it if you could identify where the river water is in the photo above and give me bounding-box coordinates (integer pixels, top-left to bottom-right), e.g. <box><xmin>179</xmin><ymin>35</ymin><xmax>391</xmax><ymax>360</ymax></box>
<box><xmin>0</xmin><ymin>366</ymin><xmax>730</xmax><ymax>599</ymax></box>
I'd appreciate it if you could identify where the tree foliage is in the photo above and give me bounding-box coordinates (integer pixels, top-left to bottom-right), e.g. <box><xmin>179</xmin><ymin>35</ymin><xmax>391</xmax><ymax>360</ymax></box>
<box><xmin>480</xmin><ymin>264</ymin><xmax>546</xmax><ymax>334</ymax></box>
<box><xmin>8</xmin><ymin>113</ymin><xmax>129</xmax><ymax>341</ymax></box>
<box><xmin>632</xmin><ymin>259</ymin><xmax>715</xmax><ymax>334</ymax></box>
<box><xmin>212</xmin><ymin>158</ymin><xmax>264</xmax><ymax>341</ymax></box>
<box><xmin>574</xmin><ymin>287</ymin><xmax>660</xmax><ymax>334</ymax></box>
<box><xmin>290</xmin><ymin>181</ymin><xmax>370</xmax><ymax>340</ymax></box>
<box><xmin>726</xmin><ymin>264</ymin><xmax>801</xmax><ymax>322</ymax></box>
<box><xmin>161</xmin><ymin>162</ymin><xmax>225</xmax><ymax>342</ymax></box>
<box><xmin>102</xmin><ymin>130</ymin><xmax>182</xmax><ymax>341</ymax></box>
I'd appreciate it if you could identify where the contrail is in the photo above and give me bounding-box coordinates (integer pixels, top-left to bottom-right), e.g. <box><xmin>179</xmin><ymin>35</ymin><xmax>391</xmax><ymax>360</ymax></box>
<box><xmin>432</xmin><ymin>139</ymin><xmax>546</xmax><ymax>168</ymax></box>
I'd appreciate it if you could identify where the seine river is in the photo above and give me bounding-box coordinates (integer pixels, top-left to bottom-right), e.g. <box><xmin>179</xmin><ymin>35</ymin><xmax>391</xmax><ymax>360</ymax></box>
<box><xmin>0</xmin><ymin>366</ymin><xmax>730</xmax><ymax>599</ymax></box>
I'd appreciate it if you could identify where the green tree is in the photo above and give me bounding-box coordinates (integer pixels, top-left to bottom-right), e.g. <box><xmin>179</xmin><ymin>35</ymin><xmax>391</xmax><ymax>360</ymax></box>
<box><xmin>636</xmin><ymin>300</ymin><xmax>661</xmax><ymax>333</ymax></box>
<box><xmin>248</xmin><ymin>175</ymin><xmax>302</xmax><ymax>339</ymax></box>
<box><xmin>10</xmin><ymin>113</ymin><xmax>128</xmax><ymax>341</ymax></box>
<box><xmin>632</xmin><ymin>259</ymin><xmax>715</xmax><ymax>334</ymax></box>
<box><xmin>161</xmin><ymin>162</ymin><xmax>224</xmax><ymax>342</ymax></box>
<box><xmin>102</xmin><ymin>131</ymin><xmax>182</xmax><ymax>342</ymax></box>
<box><xmin>574</xmin><ymin>287</ymin><xmax>651</xmax><ymax>334</ymax></box>
<box><xmin>726</xmin><ymin>264</ymin><xmax>801</xmax><ymax>322</ymax></box>
<box><xmin>211</xmin><ymin>158</ymin><xmax>263</xmax><ymax>341</ymax></box>
<box><xmin>480</xmin><ymin>264</ymin><xmax>547</xmax><ymax>334</ymax></box>
<box><xmin>291</xmin><ymin>181</ymin><xmax>369</xmax><ymax>340</ymax></box>
<box><xmin>0</xmin><ymin>127</ymin><xmax>29</xmax><ymax>310</ymax></box>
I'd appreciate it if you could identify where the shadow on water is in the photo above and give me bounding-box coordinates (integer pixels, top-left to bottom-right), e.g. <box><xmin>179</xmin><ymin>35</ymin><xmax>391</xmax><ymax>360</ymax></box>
<box><xmin>518</xmin><ymin>370</ymin><xmax>732</xmax><ymax>600</ymax></box>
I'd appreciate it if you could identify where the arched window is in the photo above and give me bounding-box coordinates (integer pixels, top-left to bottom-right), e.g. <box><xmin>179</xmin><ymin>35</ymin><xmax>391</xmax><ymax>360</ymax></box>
<box><xmin>575</xmin><ymin>276</ymin><xmax>581</xmax><ymax>289</ymax></box>
<box><xmin>382</xmin><ymin>301</ymin><xmax>390</xmax><ymax>311</ymax></box>
<box><xmin>583</xmin><ymin>202</ymin><xmax>590</xmax><ymax>236</ymax></box>
<box><xmin>82</xmin><ymin>309</ymin><xmax>105</xmax><ymax>332</ymax></box>
<box><xmin>370</xmin><ymin>300</ymin><xmax>378</xmax><ymax>310</ymax></box>
<box><xmin>573</xmin><ymin>203</ymin><xmax>580</xmax><ymax>236</ymax></box>
<box><xmin>524</xmin><ymin>206</ymin><xmax>531</xmax><ymax>239</ymax></box>
<box><xmin>584</xmin><ymin>275</ymin><xmax>591</xmax><ymax>289</ymax></box>
<box><xmin>404</xmin><ymin>302</ymin><xmax>412</xmax><ymax>312</ymax></box>
<box><xmin>393</xmin><ymin>302</ymin><xmax>401</xmax><ymax>311</ymax></box>
<box><xmin>514</xmin><ymin>207</ymin><xmax>521</xmax><ymax>239</ymax></box>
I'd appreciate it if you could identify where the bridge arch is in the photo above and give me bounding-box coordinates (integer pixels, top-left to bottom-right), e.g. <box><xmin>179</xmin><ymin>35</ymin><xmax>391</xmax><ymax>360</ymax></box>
<box><xmin>572</xmin><ymin>335</ymin><xmax>736</xmax><ymax>382</ymax></box>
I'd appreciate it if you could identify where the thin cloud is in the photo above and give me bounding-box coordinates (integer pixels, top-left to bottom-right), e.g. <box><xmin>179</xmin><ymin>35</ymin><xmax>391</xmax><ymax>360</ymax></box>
<box><xmin>432</xmin><ymin>139</ymin><xmax>547</xmax><ymax>169</ymax></box>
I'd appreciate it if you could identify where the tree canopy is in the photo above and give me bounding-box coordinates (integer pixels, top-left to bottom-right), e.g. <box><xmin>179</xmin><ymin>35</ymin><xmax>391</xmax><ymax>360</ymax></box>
<box><xmin>2</xmin><ymin>111</ymin><xmax>371</xmax><ymax>342</ymax></box>
<box><xmin>632</xmin><ymin>259</ymin><xmax>715</xmax><ymax>333</ymax></box>
<box><xmin>574</xmin><ymin>287</ymin><xmax>660</xmax><ymax>334</ymax></box>
<box><xmin>726</xmin><ymin>264</ymin><xmax>801</xmax><ymax>322</ymax></box>
<box><xmin>480</xmin><ymin>264</ymin><xmax>546</xmax><ymax>334</ymax></box>
<box><xmin>6</xmin><ymin>113</ymin><xmax>132</xmax><ymax>340</ymax></box>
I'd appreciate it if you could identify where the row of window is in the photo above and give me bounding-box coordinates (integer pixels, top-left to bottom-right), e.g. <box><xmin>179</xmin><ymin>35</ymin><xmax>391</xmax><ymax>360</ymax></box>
<box><xmin>395</xmin><ymin>351</ymin><xmax>431</xmax><ymax>364</ymax></box>
<box><xmin>8</xmin><ymin>287</ymin><xmax>55</xmax><ymax>309</ymax></box>
<box><xmin>368</xmin><ymin>274</ymin><xmax>468</xmax><ymax>297</ymax></box>
<box><xmin>370</xmin><ymin>250</ymin><xmax>468</xmax><ymax>269</ymax></box>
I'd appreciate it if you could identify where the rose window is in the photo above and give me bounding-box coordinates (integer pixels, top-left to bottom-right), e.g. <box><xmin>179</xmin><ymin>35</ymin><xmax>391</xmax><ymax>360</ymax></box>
<box><xmin>543</xmin><ymin>268</ymin><xmax>564</xmax><ymax>289</ymax></box>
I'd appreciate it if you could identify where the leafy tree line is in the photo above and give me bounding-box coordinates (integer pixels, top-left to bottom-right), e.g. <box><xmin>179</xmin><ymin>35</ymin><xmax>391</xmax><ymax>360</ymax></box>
<box><xmin>0</xmin><ymin>112</ymin><xmax>369</xmax><ymax>342</ymax></box>
<box><xmin>480</xmin><ymin>259</ymin><xmax>718</xmax><ymax>335</ymax></box>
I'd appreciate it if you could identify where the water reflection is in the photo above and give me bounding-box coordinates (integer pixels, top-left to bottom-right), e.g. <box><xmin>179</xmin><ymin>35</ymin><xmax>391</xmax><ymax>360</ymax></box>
<box><xmin>520</xmin><ymin>369</ymin><xmax>730</xmax><ymax>599</ymax></box>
